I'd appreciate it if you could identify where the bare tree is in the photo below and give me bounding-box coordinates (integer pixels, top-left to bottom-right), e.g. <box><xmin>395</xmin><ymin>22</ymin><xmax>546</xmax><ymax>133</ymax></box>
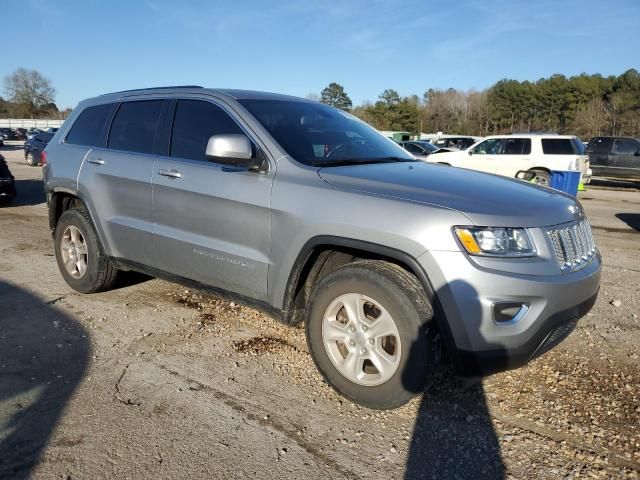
<box><xmin>3</xmin><ymin>68</ymin><xmax>56</xmax><ymax>118</ymax></box>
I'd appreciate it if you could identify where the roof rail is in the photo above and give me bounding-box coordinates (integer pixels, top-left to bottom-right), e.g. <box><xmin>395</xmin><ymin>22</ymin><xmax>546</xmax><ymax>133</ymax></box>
<box><xmin>103</xmin><ymin>85</ymin><xmax>203</xmax><ymax>95</ymax></box>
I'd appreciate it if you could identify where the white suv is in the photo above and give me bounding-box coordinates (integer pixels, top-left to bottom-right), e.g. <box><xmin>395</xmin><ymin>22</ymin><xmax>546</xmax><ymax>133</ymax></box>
<box><xmin>429</xmin><ymin>134</ymin><xmax>591</xmax><ymax>185</ymax></box>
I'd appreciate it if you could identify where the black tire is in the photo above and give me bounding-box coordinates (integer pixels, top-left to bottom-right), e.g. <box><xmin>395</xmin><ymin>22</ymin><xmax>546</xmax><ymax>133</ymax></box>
<box><xmin>529</xmin><ymin>169</ymin><xmax>551</xmax><ymax>186</ymax></box>
<box><xmin>26</xmin><ymin>151</ymin><xmax>37</xmax><ymax>166</ymax></box>
<box><xmin>305</xmin><ymin>260</ymin><xmax>439</xmax><ymax>409</ymax></box>
<box><xmin>54</xmin><ymin>208</ymin><xmax>118</xmax><ymax>293</ymax></box>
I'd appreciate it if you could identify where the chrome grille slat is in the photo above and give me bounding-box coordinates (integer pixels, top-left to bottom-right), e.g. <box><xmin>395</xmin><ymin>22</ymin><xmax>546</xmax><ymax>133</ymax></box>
<box><xmin>547</xmin><ymin>218</ymin><xmax>597</xmax><ymax>272</ymax></box>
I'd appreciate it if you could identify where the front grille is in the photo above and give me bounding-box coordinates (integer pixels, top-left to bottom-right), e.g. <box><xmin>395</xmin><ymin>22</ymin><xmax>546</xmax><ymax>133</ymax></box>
<box><xmin>547</xmin><ymin>218</ymin><xmax>597</xmax><ymax>272</ymax></box>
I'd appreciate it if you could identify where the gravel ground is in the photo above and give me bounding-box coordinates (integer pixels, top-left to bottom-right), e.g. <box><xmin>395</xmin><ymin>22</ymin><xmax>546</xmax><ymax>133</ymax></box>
<box><xmin>0</xmin><ymin>142</ymin><xmax>638</xmax><ymax>479</ymax></box>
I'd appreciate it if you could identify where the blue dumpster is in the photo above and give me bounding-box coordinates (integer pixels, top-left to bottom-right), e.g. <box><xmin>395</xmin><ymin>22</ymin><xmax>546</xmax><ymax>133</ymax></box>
<box><xmin>550</xmin><ymin>170</ymin><xmax>581</xmax><ymax>197</ymax></box>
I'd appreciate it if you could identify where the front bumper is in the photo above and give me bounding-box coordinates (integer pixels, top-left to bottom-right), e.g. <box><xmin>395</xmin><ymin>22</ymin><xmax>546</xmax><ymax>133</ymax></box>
<box><xmin>419</xmin><ymin>248</ymin><xmax>601</xmax><ymax>376</ymax></box>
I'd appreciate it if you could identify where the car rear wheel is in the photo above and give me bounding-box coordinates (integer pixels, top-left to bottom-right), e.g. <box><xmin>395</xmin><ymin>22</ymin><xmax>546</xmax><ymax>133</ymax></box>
<box><xmin>529</xmin><ymin>169</ymin><xmax>551</xmax><ymax>186</ymax></box>
<box><xmin>54</xmin><ymin>208</ymin><xmax>119</xmax><ymax>293</ymax></box>
<box><xmin>305</xmin><ymin>260</ymin><xmax>439</xmax><ymax>409</ymax></box>
<box><xmin>26</xmin><ymin>151</ymin><xmax>38</xmax><ymax>166</ymax></box>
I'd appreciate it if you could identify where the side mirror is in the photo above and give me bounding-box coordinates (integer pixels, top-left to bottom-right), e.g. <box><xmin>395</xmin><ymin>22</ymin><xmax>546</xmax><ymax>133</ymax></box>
<box><xmin>635</xmin><ymin>149</ymin><xmax>640</xmax><ymax>157</ymax></box>
<box><xmin>468</xmin><ymin>150</ymin><xmax>473</xmax><ymax>156</ymax></box>
<box><xmin>205</xmin><ymin>134</ymin><xmax>265</xmax><ymax>171</ymax></box>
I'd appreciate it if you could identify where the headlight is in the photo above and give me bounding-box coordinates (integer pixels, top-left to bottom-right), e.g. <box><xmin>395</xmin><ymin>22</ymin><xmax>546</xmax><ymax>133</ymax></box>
<box><xmin>454</xmin><ymin>227</ymin><xmax>536</xmax><ymax>257</ymax></box>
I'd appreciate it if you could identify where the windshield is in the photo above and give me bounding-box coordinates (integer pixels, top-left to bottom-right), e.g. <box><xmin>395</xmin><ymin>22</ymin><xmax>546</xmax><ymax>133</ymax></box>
<box><xmin>238</xmin><ymin>99</ymin><xmax>415</xmax><ymax>167</ymax></box>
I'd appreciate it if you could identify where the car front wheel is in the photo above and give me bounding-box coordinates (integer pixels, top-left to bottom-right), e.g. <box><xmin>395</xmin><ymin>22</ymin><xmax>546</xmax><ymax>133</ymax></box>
<box><xmin>305</xmin><ymin>260</ymin><xmax>439</xmax><ymax>409</ymax></box>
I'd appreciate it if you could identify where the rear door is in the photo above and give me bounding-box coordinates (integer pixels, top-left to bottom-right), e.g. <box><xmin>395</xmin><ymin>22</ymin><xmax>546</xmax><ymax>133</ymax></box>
<box><xmin>78</xmin><ymin>99</ymin><xmax>167</xmax><ymax>266</ymax></box>
<box><xmin>152</xmin><ymin>98</ymin><xmax>273</xmax><ymax>301</ymax></box>
<box><xmin>611</xmin><ymin>138</ymin><xmax>640</xmax><ymax>179</ymax></box>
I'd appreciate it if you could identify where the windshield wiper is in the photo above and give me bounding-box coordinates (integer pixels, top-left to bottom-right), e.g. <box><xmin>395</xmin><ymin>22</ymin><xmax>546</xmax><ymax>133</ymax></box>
<box><xmin>316</xmin><ymin>156</ymin><xmax>415</xmax><ymax>167</ymax></box>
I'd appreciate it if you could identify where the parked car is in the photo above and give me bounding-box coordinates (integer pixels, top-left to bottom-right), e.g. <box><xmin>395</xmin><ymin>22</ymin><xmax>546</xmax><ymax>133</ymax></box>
<box><xmin>0</xmin><ymin>128</ymin><xmax>17</xmax><ymax>141</ymax></box>
<box><xmin>399</xmin><ymin>140</ymin><xmax>448</xmax><ymax>160</ymax></box>
<box><xmin>15</xmin><ymin>128</ymin><xmax>28</xmax><ymax>140</ymax></box>
<box><xmin>0</xmin><ymin>154</ymin><xmax>16</xmax><ymax>205</ymax></box>
<box><xmin>586</xmin><ymin>136</ymin><xmax>640</xmax><ymax>182</ymax></box>
<box><xmin>26</xmin><ymin>128</ymin><xmax>44</xmax><ymax>140</ymax></box>
<box><xmin>43</xmin><ymin>87</ymin><xmax>601</xmax><ymax>409</ymax></box>
<box><xmin>430</xmin><ymin>134</ymin><xmax>591</xmax><ymax>185</ymax></box>
<box><xmin>24</xmin><ymin>132</ymin><xmax>54</xmax><ymax>166</ymax></box>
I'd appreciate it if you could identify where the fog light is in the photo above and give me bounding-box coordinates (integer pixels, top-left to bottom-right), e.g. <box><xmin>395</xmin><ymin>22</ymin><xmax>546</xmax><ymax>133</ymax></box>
<box><xmin>493</xmin><ymin>302</ymin><xmax>530</xmax><ymax>323</ymax></box>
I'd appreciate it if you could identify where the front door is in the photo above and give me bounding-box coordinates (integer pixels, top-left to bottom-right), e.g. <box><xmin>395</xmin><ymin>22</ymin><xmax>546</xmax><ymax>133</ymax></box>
<box><xmin>611</xmin><ymin>138</ymin><xmax>640</xmax><ymax>179</ymax></box>
<box><xmin>152</xmin><ymin>99</ymin><xmax>273</xmax><ymax>301</ymax></box>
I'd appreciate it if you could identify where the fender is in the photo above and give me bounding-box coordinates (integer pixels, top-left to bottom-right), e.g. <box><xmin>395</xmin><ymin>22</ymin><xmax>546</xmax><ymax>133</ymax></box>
<box><xmin>282</xmin><ymin>235</ymin><xmax>461</xmax><ymax>367</ymax></box>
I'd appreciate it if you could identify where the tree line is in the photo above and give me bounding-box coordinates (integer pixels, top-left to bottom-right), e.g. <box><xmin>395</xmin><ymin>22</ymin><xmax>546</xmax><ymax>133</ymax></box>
<box><xmin>318</xmin><ymin>70</ymin><xmax>640</xmax><ymax>139</ymax></box>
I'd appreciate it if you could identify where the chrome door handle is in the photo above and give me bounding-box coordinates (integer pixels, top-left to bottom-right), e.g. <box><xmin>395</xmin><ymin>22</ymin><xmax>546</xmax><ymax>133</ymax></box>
<box><xmin>87</xmin><ymin>158</ymin><xmax>104</xmax><ymax>165</ymax></box>
<box><xmin>158</xmin><ymin>168</ymin><xmax>182</xmax><ymax>178</ymax></box>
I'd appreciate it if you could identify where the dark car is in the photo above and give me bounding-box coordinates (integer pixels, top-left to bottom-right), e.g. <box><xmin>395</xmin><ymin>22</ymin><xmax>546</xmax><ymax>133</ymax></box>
<box><xmin>587</xmin><ymin>136</ymin><xmax>640</xmax><ymax>182</ymax></box>
<box><xmin>0</xmin><ymin>155</ymin><xmax>16</xmax><ymax>205</ymax></box>
<box><xmin>0</xmin><ymin>128</ymin><xmax>18</xmax><ymax>141</ymax></box>
<box><xmin>24</xmin><ymin>132</ymin><xmax>54</xmax><ymax>166</ymax></box>
<box><xmin>400</xmin><ymin>140</ymin><xmax>449</xmax><ymax>160</ymax></box>
<box><xmin>15</xmin><ymin>128</ymin><xmax>28</xmax><ymax>140</ymax></box>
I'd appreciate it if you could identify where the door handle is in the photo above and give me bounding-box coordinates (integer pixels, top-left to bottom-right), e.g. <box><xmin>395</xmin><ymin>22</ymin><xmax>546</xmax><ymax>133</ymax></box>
<box><xmin>158</xmin><ymin>168</ymin><xmax>182</xmax><ymax>179</ymax></box>
<box><xmin>87</xmin><ymin>157</ymin><xmax>104</xmax><ymax>165</ymax></box>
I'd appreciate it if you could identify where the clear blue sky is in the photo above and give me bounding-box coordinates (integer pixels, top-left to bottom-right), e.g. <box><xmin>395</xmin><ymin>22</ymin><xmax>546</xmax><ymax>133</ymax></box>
<box><xmin>2</xmin><ymin>0</ymin><xmax>639</xmax><ymax>109</ymax></box>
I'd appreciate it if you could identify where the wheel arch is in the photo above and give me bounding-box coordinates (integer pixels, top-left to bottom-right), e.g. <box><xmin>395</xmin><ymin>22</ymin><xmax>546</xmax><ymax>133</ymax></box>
<box><xmin>281</xmin><ymin>235</ymin><xmax>459</xmax><ymax>363</ymax></box>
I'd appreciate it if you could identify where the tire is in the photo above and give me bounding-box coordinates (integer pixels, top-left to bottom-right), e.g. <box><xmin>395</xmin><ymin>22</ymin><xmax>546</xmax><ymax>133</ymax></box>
<box><xmin>529</xmin><ymin>169</ymin><xmax>551</xmax><ymax>186</ymax></box>
<box><xmin>54</xmin><ymin>208</ymin><xmax>118</xmax><ymax>293</ymax></box>
<box><xmin>26</xmin><ymin>151</ymin><xmax>37</xmax><ymax>166</ymax></box>
<box><xmin>305</xmin><ymin>260</ymin><xmax>439</xmax><ymax>409</ymax></box>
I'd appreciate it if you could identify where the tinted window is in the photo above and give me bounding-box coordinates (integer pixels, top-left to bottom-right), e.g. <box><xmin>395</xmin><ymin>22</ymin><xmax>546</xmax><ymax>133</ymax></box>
<box><xmin>542</xmin><ymin>138</ymin><xmax>575</xmax><ymax>155</ymax></box>
<box><xmin>108</xmin><ymin>100</ymin><xmax>164</xmax><ymax>154</ymax></box>
<box><xmin>588</xmin><ymin>137</ymin><xmax>613</xmax><ymax>154</ymax></box>
<box><xmin>170</xmin><ymin>100</ymin><xmax>244</xmax><ymax>161</ymax></box>
<box><xmin>404</xmin><ymin>143</ymin><xmax>424</xmax><ymax>154</ymax></box>
<box><xmin>502</xmin><ymin>138</ymin><xmax>531</xmax><ymax>155</ymax></box>
<box><xmin>613</xmin><ymin>138</ymin><xmax>639</xmax><ymax>155</ymax></box>
<box><xmin>238</xmin><ymin>99</ymin><xmax>413</xmax><ymax>166</ymax></box>
<box><xmin>66</xmin><ymin>103</ymin><xmax>115</xmax><ymax>147</ymax></box>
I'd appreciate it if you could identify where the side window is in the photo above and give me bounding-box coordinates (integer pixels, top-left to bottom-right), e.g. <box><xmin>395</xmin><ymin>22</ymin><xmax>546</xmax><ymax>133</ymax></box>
<box><xmin>108</xmin><ymin>100</ymin><xmax>164</xmax><ymax>154</ymax></box>
<box><xmin>65</xmin><ymin>103</ymin><xmax>115</xmax><ymax>147</ymax></box>
<box><xmin>170</xmin><ymin>100</ymin><xmax>244</xmax><ymax>161</ymax></box>
<box><xmin>501</xmin><ymin>138</ymin><xmax>531</xmax><ymax>155</ymax></box>
<box><xmin>541</xmin><ymin>138</ymin><xmax>575</xmax><ymax>155</ymax></box>
<box><xmin>588</xmin><ymin>137</ymin><xmax>612</xmax><ymax>154</ymax></box>
<box><xmin>613</xmin><ymin>139</ymin><xmax>639</xmax><ymax>155</ymax></box>
<box><xmin>473</xmin><ymin>139</ymin><xmax>501</xmax><ymax>154</ymax></box>
<box><xmin>404</xmin><ymin>143</ymin><xmax>422</xmax><ymax>154</ymax></box>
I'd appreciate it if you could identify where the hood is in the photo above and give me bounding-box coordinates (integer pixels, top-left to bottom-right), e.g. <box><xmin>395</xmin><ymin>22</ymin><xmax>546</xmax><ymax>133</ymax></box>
<box><xmin>318</xmin><ymin>162</ymin><xmax>581</xmax><ymax>227</ymax></box>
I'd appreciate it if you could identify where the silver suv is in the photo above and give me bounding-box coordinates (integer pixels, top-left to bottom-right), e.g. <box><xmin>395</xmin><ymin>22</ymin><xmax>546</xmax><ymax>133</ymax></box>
<box><xmin>43</xmin><ymin>87</ymin><xmax>601</xmax><ymax>409</ymax></box>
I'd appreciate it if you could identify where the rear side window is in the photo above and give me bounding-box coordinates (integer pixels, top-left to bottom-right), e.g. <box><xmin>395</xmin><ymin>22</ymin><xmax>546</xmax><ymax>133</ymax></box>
<box><xmin>502</xmin><ymin>138</ymin><xmax>531</xmax><ymax>155</ymax></box>
<box><xmin>108</xmin><ymin>100</ymin><xmax>164</xmax><ymax>154</ymax></box>
<box><xmin>66</xmin><ymin>103</ymin><xmax>115</xmax><ymax>147</ymax></box>
<box><xmin>542</xmin><ymin>138</ymin><xmax>575</xmax><ymax>155</ymax></box>
<box><xmin>170</xmin><ymin>100</ymin><xmax>244</xmax><ymax>161</ymax></box>
<box><xmin>613</xmin><ymin>138</ymin><xmax>639</xmax><ymax>155</ymax></box>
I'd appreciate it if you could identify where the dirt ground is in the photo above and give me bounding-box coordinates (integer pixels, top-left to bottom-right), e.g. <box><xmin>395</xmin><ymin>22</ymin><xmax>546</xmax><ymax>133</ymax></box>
<box><xmin>0</xmin><ymin>141</ymin><xmax>638</xmax><ymax>480</ymax></box>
